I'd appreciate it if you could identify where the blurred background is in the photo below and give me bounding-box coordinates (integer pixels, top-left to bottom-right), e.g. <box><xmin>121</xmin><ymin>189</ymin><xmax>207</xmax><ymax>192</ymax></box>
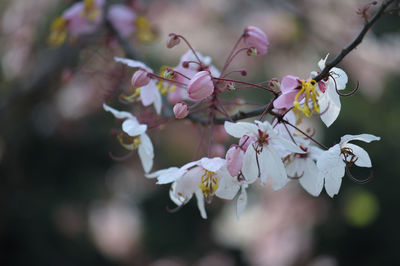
<box><xmin>0</xmin><ymin>0</ymin><xmax>399</xmax><ymax>265</ymax></box>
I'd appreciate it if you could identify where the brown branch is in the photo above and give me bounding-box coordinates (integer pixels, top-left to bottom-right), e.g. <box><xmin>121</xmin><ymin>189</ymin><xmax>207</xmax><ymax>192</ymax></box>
<box><xmin>313</xmin><ymin>0</ymin><xmax>396</xmax><ymax>82</ymax></box>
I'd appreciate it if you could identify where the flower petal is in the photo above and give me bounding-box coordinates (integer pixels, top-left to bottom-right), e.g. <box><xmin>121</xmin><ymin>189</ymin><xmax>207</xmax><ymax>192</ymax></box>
<box><xmin>103</xmin><ymin>103</ymin><xmax>136</xmax><ymax>121</ymax></box>
<box><xmin>138</xmin><ymin>133</ymin><xmax>154</xmax><ymax>173</ymax></box>
<box><xmin>330</xmin><ymin>67</ymin><xmax>348</xmax><ymax>91</ymax></box>
<box><xmin>140</xmin><ymin>80</ymin><xmax>157</xmax><ymax>106</ymax></box>
<box><xmin>199</xmin><ymin>157</ymin><xmax>225</xmax><ymax>172</ymax></box>
<box><xmin>260</xmin><ymin>146</ymin><xmax>289</xmax><ymax>190</ymax></box>
<box><xmin>114</xmin><ymin>57</ymin><xmax>153</xmax><ymax>72</ymax></box>
<box><xmin>215</xmin><ymin>168</ymin><xmax>240</xmax><ymax>200</ymax></box>
<box><xmin>343</xmin><ymin>143</ymin><xmax>372</xmax><ymax>168</ymax></box>
<box><xmin>122</xmin><ymin>119</ymin><xmax>147</xmax><ymax>136</ymax></box>
<box><xmin>241</xmin><ymin>144</ymin><xmax>259</xmax><ymax>183</ymax></box>
<box><xmin>324</xmin><ymin>175</ymin><xmax>342</xmax><ymax>198</ymax></box>
<box><xmin>299</xmin><ymin>158</ymin><xmax>324</xmax><ymax>197</ymax></box>
<box><xmin>195</xmin><ymin>190</ymin><xmax>207</xmax><ymax>219</ymax></box>
<box><xmin>224</xmin><ymin>121</ymin><xmax>258</xmax><ymax>138</ymax></box>
<box><xmin>340</xmin><ymin>134</ymin><xmax>381</xmax><ymax>144</ymax></box>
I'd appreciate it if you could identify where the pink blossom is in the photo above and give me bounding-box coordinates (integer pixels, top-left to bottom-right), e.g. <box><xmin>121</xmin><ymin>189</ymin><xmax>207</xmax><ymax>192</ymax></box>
<box><xmin>131</xmin><ymin>69</ymin><xmax>150</xmax><ymax>88</ymax></box>
<box><xmin>244</xmin><ymin>26</ymin><xmax>269</xmax><ymax>55</ymax></box>
<box><xmin>173</xmin><ymin>102</ymin><xmax>189</xmax><ymax>119</ymax></box>
<box><xmin>187</xmin><ymin>71</ymin><xmax>214</xmax><ymax>100</ymax></box>
<box><xmin>239</xmin><ymin>135</ymin><xmax>256</xmax><ymax>151</ymax></box>
<box><xmin>226</xmin><ymin>145</ymin><xmax>244</xmax><ymax>177</ymax></box>
<box><xmin>273</xmin><ymin>75</ymin><xmax>301</xmax><ymax>110</ymax></box>
<box><xmin>107</xmin><ymin>4</ymin><xmax>137</xmax><ymax>37</ymax></box>
<box><xmin>63</xmin><ymin>0</ymin><xmax>104</xmax><ymax>37</ymax></box>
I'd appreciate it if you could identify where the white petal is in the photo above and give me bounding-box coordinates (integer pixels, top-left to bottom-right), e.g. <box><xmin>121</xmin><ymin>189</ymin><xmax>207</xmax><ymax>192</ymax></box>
<box><xmin>122</xmin><ymin>119</ymin><xmax>147</xmax><ymax>136</ymax></box>
<box><xmin>224</xmin><ymin>121</ymin><xmax>258</xmax><ymax>138</ymax></box>
<box><xmin>215</xmin><ymin>167</ymin><xmax>240</xmax><ymax>200</ymax></box>
<box><xmin>114</xmin><ymin>57</ymin><xmax>153</xmax><ymax>73</ymax></box>
<box><xmin>318</xmin><ymin>54</ymin><xmax>329</xmax><ymax>70</ymax></box>
<box><xmin>174</xmin><ymin>167</ymin><xmax>203</xmax><ymax>198</ymax></box>
<box><xmin>199</xmin><ymin>157</ymin><xmax>225</xmax><ymax>172</ymax></box>
<box><xmin>103</xmin><ymin>103</ymin><xmax>136</xmax><ymax>121</ymax></box>
<box><xmin>140</xmin><ymin>81</ymin><xmax>157</xmax><ymax>106</ymax></box>
<box><xmin>260</xmin><ymin>146</ymin><xmax>289</xmax><ymax>190</ymax></box>
<box><xmin>320</xmin><ymin>84</ymin><xmax>341</xmax><ymax>127</ymax></box>
<box><xmin>324</xmin><ymin>175</ymin><xmax>342</xmax><ymax>198</ymax></box>
<box><xmin>299</xmin><ymin>158</ymin><xmax>324</xmax><ymax>197</ymax></box>
<box><xmin>236</xmin><ymin>184</ymin><xmax>248</xmax><ymax>219</ymax></box>
<box><xmin>138</xmin><ymin>133</ymin><xmax>154</xmax><ymax>173</ymax></box>
<box><xmin>340</xmin><ymin>134</ymin><xmax>381</xmax><ymax>145</ymax></box>
<box><xmin>343</xmin><ymin>143</ymin><xmax>372</xmax><ymax>168</ymax></box>
<box><xmin>317</xmin><ymin>145</ymin><xmax>345</xmax><ymax>179</ymax></box>
<box><xmin>195</xmin><ymin>190</ymin><xmax>207</xmax><ymax>219</ymax></box>
<box><xmin>169</xmin><ymin>182</ymin><xmax>188</xmax><ymax>206</ymax></box>
<box><xmin>145</xmin><ymin>167</ymin><xmax>178</xmax><ymax>179</ymax></box>
<box><xmin>330</xmin><ymin>67</ymin><xmax>348</xmax><ymax>91</ymax></box>
<box><xmin>153</xmin><ymin>89</ymin><xmax>162</xmax><ymax>114</ymax></box>
<box><xmin>241</xmin><ymin>145</ymin><xmax>259</xmax><ymax>183</ymax></box>
<box><xmin>271</xmin><ymin>135</ymin><xmax>305</xmax><ymax>154</ymax></box>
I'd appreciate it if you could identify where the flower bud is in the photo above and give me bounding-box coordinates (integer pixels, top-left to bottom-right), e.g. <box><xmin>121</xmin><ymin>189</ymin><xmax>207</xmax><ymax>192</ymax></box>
<box><xmin>244</xmin><ymin>26</ymin><xmax>269</xmax><ymax>55</ymax></box>
<box><xmin>187</xmin><ymin>71</ymin><xmax>214</xmax><ymax>100</ymax></box>
<box><xmin>173</xmin><ymin>102</ymin><xmax>189</xmax><ymax>119</ymax></box>
<box><xmin>166</xmin><ymin>33</ymin><xmax>180</xmax><ymax>48</ymax></box>
<box><xmin>131</xmin><ymin>69</ymin><xmax>150</xmax><ymax>88</ymax></box>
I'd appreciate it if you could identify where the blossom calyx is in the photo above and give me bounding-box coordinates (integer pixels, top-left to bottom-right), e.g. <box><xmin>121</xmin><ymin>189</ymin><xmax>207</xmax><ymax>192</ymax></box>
<box><xmin>244</xmin><ymin>26</ymin><xmax>269</xmax><ymax>55</ymax></box>
<box><xmin>131</xmin><ymin>69</ymin><xmax>150</xmax><ymax>88</ymax></box>
<box><xmin>166</xmin><ymin>33</ymin><xmax>180</xmax><ymax>48</ymax></box>
<box><xmin>173</xmin><ymin>102</ymin><xmax>189</xmax><ymax>119</ymax></box>
<box><xmin>187</xmin><ymin>71</ymin><xmax>214</xmax><ymax>100</ymax></box>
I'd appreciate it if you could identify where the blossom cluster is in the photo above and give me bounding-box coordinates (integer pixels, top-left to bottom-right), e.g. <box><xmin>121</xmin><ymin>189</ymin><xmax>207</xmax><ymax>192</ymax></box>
<box><xmin>48</xmin><ymin>0</ymin><xmax>155</xmax><ymax>46</ymax></box>
<box><xmin>104</xmin><ymin>26</ymin><xmax>380</xmax><ymax>219</ymax></box>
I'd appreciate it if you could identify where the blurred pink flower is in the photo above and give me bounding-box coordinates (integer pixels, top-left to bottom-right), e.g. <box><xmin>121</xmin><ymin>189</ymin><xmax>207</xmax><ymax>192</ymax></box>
<box><xmin>107</xmin><ymin>4</ymin><xmax>137</xmax><ymax>37</ymax></box>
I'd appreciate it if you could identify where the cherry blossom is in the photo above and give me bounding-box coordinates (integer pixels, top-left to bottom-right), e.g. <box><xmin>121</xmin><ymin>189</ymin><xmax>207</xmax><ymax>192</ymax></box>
<box><xmin>103</xmin><ymin>104</ymin><xmax>154</xmax><ymax>173</ymax></box>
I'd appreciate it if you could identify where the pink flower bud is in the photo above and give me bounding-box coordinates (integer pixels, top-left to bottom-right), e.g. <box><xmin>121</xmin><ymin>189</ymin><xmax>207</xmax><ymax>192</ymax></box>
<box><xmin>226</xmin><ymin>145</ymin><xmax>244</xmax><ymax>177</ymax></box>
<box><xmin>173</xmin><ymin>102</ymin><xmax>189</xmax><ymax>119</ymax></box>
<box><xmin>187</xmin><ymin>71</ymin><xmax>214</xmax><ymax>100</ymax></box>
<box><xmin>166</xmin><ymin>33</ymin><xmax>180</xmax><ymax>48</ymax></box>
<box><xmin>131</xmin><ymin>69</ymin><xmax>150</xmax><ymax>88</ymax></box>
<box><xmin>244</xmin><ymin>26</ymin><xmax>269</xmax><ymax>55</ymax></box>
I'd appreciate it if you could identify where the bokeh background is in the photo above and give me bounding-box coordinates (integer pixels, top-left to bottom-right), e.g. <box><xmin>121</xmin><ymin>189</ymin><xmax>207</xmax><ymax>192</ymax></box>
<box><xmin>0</xmin><ymin>0</ymin><xmax>399</xmax><ymax>265</ymax></box>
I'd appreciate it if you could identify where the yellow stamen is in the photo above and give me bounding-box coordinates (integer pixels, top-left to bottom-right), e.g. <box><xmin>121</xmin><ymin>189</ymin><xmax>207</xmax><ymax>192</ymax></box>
<box><xmin>156</xmin><ymin>66</ymin><xmax>177</xmax><ymax>95</ymax></box>
<box><xmin>199</xmin><ymin>170</ymin><xmax>219</xmax><ymax>198</ymax></box>
<box><xmin>48</xmin><ymin>16</ymin><xmax>68</xmax><ymax>46</ymax></box>
<box><xmin>135</xmin><ymin>16</ymin><xmax>157</xmax><ymax>43</ymax></box>
<box><xmin>117</xmin><ymin>133</ymin><xmax>141</xmax><ymax>150</ymax></box>
<box><xmin>82</xmin><ymin>0</ymin><xmax>100</xmax><ymax>21</ymax></box>
<box><xmin>121</xmin><ymin>88</ymin><xmax>141</xmax><ymax>102</ymax></box>
<box><xmin>293</xmin><ymin>79</ymin><xmax>320</xmax><ymax>118</ymax></box>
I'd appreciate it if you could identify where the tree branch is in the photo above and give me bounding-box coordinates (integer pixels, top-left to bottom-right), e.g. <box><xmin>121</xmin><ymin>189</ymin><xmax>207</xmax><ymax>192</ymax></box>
<box><xmin>313</xmin><ymin>0</ymin><xmax>395</xmax><ymax>82</ymax></box>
